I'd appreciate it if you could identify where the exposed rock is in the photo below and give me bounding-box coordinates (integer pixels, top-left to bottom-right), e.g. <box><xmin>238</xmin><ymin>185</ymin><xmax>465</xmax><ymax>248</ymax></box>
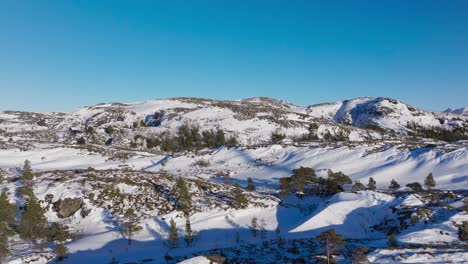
<box><xmin>53</xmin><ymin>197</ymin><xmax>83</xmax><ymax>218</ymax></box>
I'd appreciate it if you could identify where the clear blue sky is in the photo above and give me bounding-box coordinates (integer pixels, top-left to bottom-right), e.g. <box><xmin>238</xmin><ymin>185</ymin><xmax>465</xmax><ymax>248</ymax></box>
<box><xmin>1</xmin><ymin>1</ymin><xmax>467</xmax><ymax>112</ymax></box>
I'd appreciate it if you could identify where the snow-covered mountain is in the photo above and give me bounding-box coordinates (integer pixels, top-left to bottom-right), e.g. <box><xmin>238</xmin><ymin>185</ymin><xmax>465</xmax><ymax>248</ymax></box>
<box><xmin>307</xmin><ymin>97</ymin><xmax>466</xmax><ymax>131</ymax></box>
<box><xmin>444</xmin><ymin>107</ymin><xmax>468</xmax><ymax>116</ymax></box>
<box><xmin>1</xmin><ymin>97</ymin><xmax>467</xmax><ymax>148</ymax></box>
<box><xmin>0</xmin><ymin>96</ymin><xmax>467</xmax><ymax>264</ymax></box>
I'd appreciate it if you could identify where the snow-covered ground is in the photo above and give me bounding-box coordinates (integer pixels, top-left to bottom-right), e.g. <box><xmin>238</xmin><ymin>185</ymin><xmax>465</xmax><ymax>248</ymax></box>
<box><xmin>0</xmin><ymin>96</ymin><xmax>467</xmax><ymax>263</ymax></box>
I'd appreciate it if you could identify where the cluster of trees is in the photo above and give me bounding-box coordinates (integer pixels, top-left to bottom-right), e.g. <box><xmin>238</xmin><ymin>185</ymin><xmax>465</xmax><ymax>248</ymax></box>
<box><xmin>389</xmin><ymin>173</ymin><xmax>436</xmax><ymax>193</ymax></box>
<box><xmin>144</xmin><ymin>123</ymin><xmax>238</xmax><ymax>152</ymax></box>
<box><xmin>279</xmin><ymin>167</ymin><xmax>353</xmax><ymax>198</ymax></box>
<box><xmin>407</xmin><ymin>123</ymin><xmax>468</xmax><ymax>142</ymax></box>
<box><xmin>167</xmin><ymin>217</ymin><xmax>197</xmax><ymax>249</ymax></box>
<box><xmin>1</xmin><ymin>160</ymin><xmax>71</xmax><ymax>261</ymax></box>
<box><xmin>166</xmin><ymin>178</ymin><xmax>198</xmax><ymax>249</ymax></box>
<box><xmin>278</xmin><ymin>167</ymin><xmax>439</xmax><ymax>201</ymax></box>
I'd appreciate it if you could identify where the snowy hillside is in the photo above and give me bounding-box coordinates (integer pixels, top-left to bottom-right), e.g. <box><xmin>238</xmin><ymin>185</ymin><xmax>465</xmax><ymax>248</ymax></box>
<box><xmin>0</xmin><ymin>96</ymin><xmax>467</xmax><ymax>264</ymax></box>
<box><xmin>307</xmin><ymin>97</ymin><xmax>467</xmax><ymax>132</ymax></box>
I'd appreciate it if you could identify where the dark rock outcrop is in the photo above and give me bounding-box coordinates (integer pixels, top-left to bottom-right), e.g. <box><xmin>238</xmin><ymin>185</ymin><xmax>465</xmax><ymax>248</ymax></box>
<box><xmin>53</xmin><ymin>197</ymin><xmax>83</xmax><ymax>218</ymax></box>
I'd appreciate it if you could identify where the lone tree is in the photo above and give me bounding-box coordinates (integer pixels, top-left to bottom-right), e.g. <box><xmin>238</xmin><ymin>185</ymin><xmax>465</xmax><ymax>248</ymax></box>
<box><xmin>168</xmin><ymin>218</ymin><xmax>178</xmax><ymax>248</ymax></box>
<box><xmin>233</xmin><ymin>184</ymin><xmax>248</xmax><ymax>209</ymax></box>
<box><xmin>424</xmin><ymin>172</ymin><xmax>436</xmax><ymax>191</ymax></box>
<box><xmin>246</xmin><ymin>178</ymin><xmax>255</xmax><ymax>191</ymax></box>
<box><xmin>54</xmin><ymin>244</ymin><xmax>69</xmax><ymax>261</ymax></box>
<box><xmin>18</xmin><ymin>193</ymin><xmax>47</xmax><ymax>241</ymax></box>
<box><xmin>388</xmin><ymin>179</ymin><xmax>400</xmax><ymax>193</ymax></box>
<box><xmin>316</xmin><ymin>229</ymin><xmax>345</xmax><ymax>264</ymax></box>
<box><xmin>458</xmin><ymin>221</ymin><xmax>468</xmax><ymax>241</ymax></box>
<box><xmin>21</xmin><ymin>160</ymin><xmax>34</xmax><ymax>195</ymax></box>
<box><xmin>184</xmin><ymin>218</ymin><xmax>195</xmax><ymax>247</ymax></box>
<box><xmin>172</xmin><ymin>178</ymin><xmax>192</xmax><ymax>216</ymax></box>
<box><xmin>350</xmin><ymin>246</ymin><xmax>369</xmax><ymax>264</ymax></box>
<box><xmin>119</xmin><ymin>208</ymin><xmax>142</xmax><ymax>245</ymax></box>
<box><xmin>388</xmin><ymin>233</ymin><xmax>398</xmax><ymax>248</ymax></box>
<box><xmin>367</xmin><ymin>177</ymin><xmax>377</xmax><ymax>191</ymax></box>
<box><xmin>249</xmin><ymin>216</ymin><xmax>258</xmax><ymax>238</ymax></box>
<box><xmin>406</xmin><ymin>182</ymin><xmax>423</xmax><ymax>192</ymax></box>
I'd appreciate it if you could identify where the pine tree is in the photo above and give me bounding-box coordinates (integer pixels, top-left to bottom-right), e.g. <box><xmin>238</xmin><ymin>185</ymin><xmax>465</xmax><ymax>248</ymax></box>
<box><xmin>279</xmin><ymin>177</ymin><xmax>292</xmax><ymax>197</ymax></box>
<box><xmin>388</xmin><ymin>233</ymin><xmax>398</xmax><ymax>247</ymax></box>
<box><xmin>0</xmin><ymin>235</ymin><xmax>9</xmax><ymax>259</ymax></box>
<box><xmin>47</xmin><ymin>222</ymin><xmax>71</xmax><ymax>243</ymax></box>
<box><xmin>18</xmin><ymin>193</ymin><xmax>47</xmax><ymax>241</ymax></box>
<box><xmin>458</xmin><ymin>221</ymin><xmax>468</xmax><ymax>241</ymax></box>
<box><xmin>249</xmin><ymin>216</ymin><xmax>258</xmax><ymax>238</ymax></box>
<box><xmin>275</xmin><ymin>226</ymin><xmax>281</xmax><ymax>239</ymax></box>
<box><xmin>184</xmin><ymin>218</ymin><xmax>195</xmax><ymax>247</ymax></box>
<box><xmin>223</xmin><ymin>174</ymin><xmax>231</xmax><ymax>185</ymax></box>
<box><xmin>54</xmin><ymin>244</ymin><xmax>69</xmax><ymax>261</ymax></box>
<box><xmin>260</xmin><ymin>218</ymin><xmax>267</xmax><ymax>241</ymax></box>
<box><xmin>316</xmin><ymin>229</ymin><xmax>345</xmax><ymax>264</ymax></box>
<box><xmin>406</xmin><ymin>182</ymin><xmax>423</xmax><ymax>192</ymax></box>
<box><xmin>291</xmin><ymin>167</ymin><xmax>316</xmax><ymax>194</ymax></box>
<box><xmin>0</xmin><ymin>191</ymin><xmax>16</xmax><ymax>258</ymax></box>
<box><xmin>233</xmin><ymin>184</ymin><xmax>248</xmax><ymax>209</ymax></box>
<box><xmin>168</xmin><ymin>218</ymin><xmax>178</xmax><ymax>248</ymax></box>
<box><xmin>0</xmin><ymin>191</ymin><xmax>17</xmax><ymax>235</ymax></box>
<box><xmin>21</xmin><ymin>160</ymin><xmax>34</xmax><ymax>195</ymax></box>
<box><xmin>367</xmin><ymin>177</ymin><xmax>376</xmax><ymax>191</ymax></box>
<box><xmin>246</xmin><ymin>177</ymin><xmax>255</xmax><ymax>191</ymax></box>
<box><xmin>388</xmin><ymin>179</ymin><xmax>400</xmax><ymax>193</ymax></box>
<box><xmin>350</xmin><ymin>246</ymin><xmax>369</xmax><ymax>264</ymax></box>
<box><xmin>424</xmin><ymin>172</ymin><xmax>436</xmax><ymax>191</ymax></box>
<box><xmin>119</xmin><ymin>208</ymin><xmax>142</xmax><ymax>245</ymax></box>
<box><xmin>172</xmin><ymin>178</ymin><xmax>192</xmax><ymax>216</ymax></box>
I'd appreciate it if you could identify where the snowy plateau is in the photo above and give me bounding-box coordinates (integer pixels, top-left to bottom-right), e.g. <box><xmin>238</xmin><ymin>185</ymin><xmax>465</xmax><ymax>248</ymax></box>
<box><xmin>0</xmin><ymin>96</ymin><xmax>467</xmax><ymax>264</ymax></box>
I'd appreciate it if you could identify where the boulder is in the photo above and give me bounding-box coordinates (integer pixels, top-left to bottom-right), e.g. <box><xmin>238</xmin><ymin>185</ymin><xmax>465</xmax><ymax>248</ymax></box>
<box><xmin>53</xmin><ymin>197</ymin><xmax>83</xmax><ymax>218</ymax></box>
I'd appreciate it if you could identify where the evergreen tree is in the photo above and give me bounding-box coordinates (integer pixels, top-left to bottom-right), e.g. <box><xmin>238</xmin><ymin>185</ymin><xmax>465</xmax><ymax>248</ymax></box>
<box><xmin>184</xmin><ymin>218</ymin><xmax>195</xmax><ymax>247</ymax></box>
<box><xmin>54</xmin><ymin>244</ymin><xmax>69</xmax><ymax>261</ymax></box>
<box><xmin>47</xmin><ymin>222</ymin><xmax>71</xmax><ymax>243</ymax></box>
<box><xmin>367</xmin><ymin>177</ymin><xmax>377</xmax><ymax>191</ymax></box>
<box><xmin>291</xmin><ymin>167</ymin><xmax>316</xmax><ymax>194</ymax></box>
<box><xmin>0</xmin><ymin>235</ymin><xmax>9</xmax><ymax>259</ymax></box>
<box><xmin>249</xmin><ymin>216</ymin><xmax>258</xmax><ymax>238</ymax></box>
<box><xmin>279</xmin><ymin>177</ymin><xmax>292</xmax><ymax>197</ymax></box>
<box><xmin>275</xmin><ymin>226</ymin><xmax>281</xmax><ymax>239</ymax></box>
<box><xmin>172</xmin><ymin>178</ymin><xmax>192</xmax><ymax>216</ymax></box>
<box><xmin>21</xmin><ymin>160</ymin><xmax>34</xmax><ymax>195</ymax></box>
<box><xmin>352</xmin><ymin>181</ymin><xmax>366</xmax><ymax>191</ymax></box>
<box><xmin>406</xmin><ymin>182</ymin><xmax>423</xmax><ymax>192</ymax></box>
<box><xmin>119</xmin><ymin>208</ymin><xmax>142</xmax><ymax>245</ymax></box>
<box><xmin>232</xmin><ymin>184</ymin><xmax>248</xmax><ymax>209</ymax></box>
<box><xmin>0</xmin><ymin>191</ymin><xmax>17</xmax><ymax>235</ymax></box>
<box><xmin>260</xmin><ymin>218</ymin><xmax>267</xmax><ymax>241</ymax></box>
<box><xmin>388</xmin><ymin>233</ymin><xmax>398</xmax><ymax>247</ymax></box>
<box><xmin>223</xmin><ymin>173</ymin><xmax>231</xmax><ymax>185</ymax></box>
<box><xmin>0</xmin><ymin>191</ymin><xmax>17</xmax><ymax>259</ymax></box>
<box><xmin>246</xmin><ymin>178</ymin><xmax>255</xmax><ymax>191</ymax></box>
<box><xmin>169</xmin><ymin>218</ymin><xmax>178</xmax><ymax>248</ymax></box>
<box><xmin>18</xmin><ymin>193</ymin><xmax>47</xmax><ymax>241</ymax></box>
<box><xmin>316</xmin><ymin>229</ymin><xmax>345</xmax><ymax>264</ymax></box>
<box><xmin>458</xmin><ymin>221</ymin><xmax>468</xmax><ymax>241</ymax></box>
<box><xmin>424</xmin><ymin>172</ymin><xmax>436</xmax><ymax>191</ymax></box>
<box><xmin>350</xmin><ymin>246</ymin><xmax>369</xmax><ymax>264</ymax></box>
<box><xmin>327</xmin><ymin>170</ymin><xmax>352</xmax><ymax>189</ymax></box>
<box><xmin>388</xmin><ymin>179</ymin><xmax>401</xmax><ymax>193</ymax></box>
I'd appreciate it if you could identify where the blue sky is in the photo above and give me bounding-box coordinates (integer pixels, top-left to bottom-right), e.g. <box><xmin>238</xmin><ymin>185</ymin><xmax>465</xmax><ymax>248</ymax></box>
<box><xmin>0</xmin><ymin>1</ymin><xmax>467</xmax><ymax>111</ymax></box>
